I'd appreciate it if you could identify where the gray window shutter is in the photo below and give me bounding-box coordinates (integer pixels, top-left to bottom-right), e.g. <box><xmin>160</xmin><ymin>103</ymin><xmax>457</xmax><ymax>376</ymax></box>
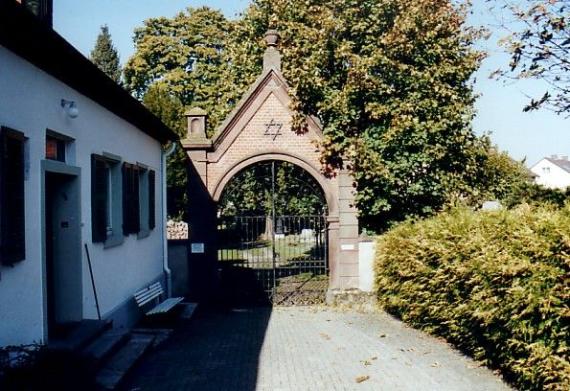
<box><xmin>0</xmin><ymin>127</ymin><xmax>26</xmax><ymax>265</ymax></box>
<box><xmin>122</xmin><ymin>163</ymin><xmax>141</xmax><ymax>235</ymax></box>
<box><xmin>122</xmin><ymin>163</ymin><xmax>131</xmax><ymax>235</ymax></box>
<box><xmin>149</xmin><ymin>170</ymin><xmax>155</xmax><ymax>230</ymax></box>
<box><xmin>132</xmin><ymin>166</ymin><xmax>140</xmax><ymax>233</ymax></box>
<box><xmin>91</xmin><ymin>155</ymin><xmax>108</xmax><ymax>243</ymax></box>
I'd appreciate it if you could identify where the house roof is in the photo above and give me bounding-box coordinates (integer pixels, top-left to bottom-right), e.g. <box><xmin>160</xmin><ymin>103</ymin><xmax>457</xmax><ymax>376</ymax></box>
<box><xmin>545</xmin><ymin>157</ymin><xmax>570</xmax><ymax>174</ymax></box>
<box><xmin>0</xmin><ymin>1</ymin><xmax>178</xmax><ymax>144</ymax></box>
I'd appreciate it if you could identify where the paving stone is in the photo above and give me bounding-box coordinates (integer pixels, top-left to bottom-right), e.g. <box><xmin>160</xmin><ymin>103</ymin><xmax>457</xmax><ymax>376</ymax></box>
<box><xmin>120</xmin><ymin>307</ymin><xmax>513</xmax><ymax>391</ymax></box>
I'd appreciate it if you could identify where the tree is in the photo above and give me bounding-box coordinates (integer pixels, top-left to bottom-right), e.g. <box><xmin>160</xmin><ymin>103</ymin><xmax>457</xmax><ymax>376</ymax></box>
<box><xmin>219</xmin><ymin>161</ymin><xmax>326</xmax><ymax>217</ymax></box>
<box><xmin>469</xmin><ymin>138</ymin><xmax>534</xmax><ymax>204</ymax></box>
<box><xmin>502</xmin><ymin>181</ymin><xmax>569</xmax><ymax>208</ymax></box>
<box><xmin>142</xmin><ymin>85</ymin><xmax>188</xmax><ymax>219</ymax></box>
<box><xmin>124</xmin><ymin>7</ymin><xmax>325</xmax><ymax>219</ymax></box>
<box><xmin>124</xmin><ymin>7</ymin><xmax>232</xmax><ymax>131</ymax></box>
<box><xmin>219</xmin><ymin>161</ymin><xmax>327</xmax><ymax>239</ymax></box>
<box><xmin>90</xmin><ymin>25</ymin><xmax>122</xmax><ymax>84</ymax></box>
<box><xmin>225</xmin><ymin>0</ymin><xmax>487</xmax><ymax>230</ymax></box>
<box><xmin>489</xmin><ymin>0</ymin><xmax>570</xmax><ymax>115</ymax></box>
<box><xmin>126</xmin><ymin>1</ymin><xmax>511</xmax><ymax>230</ymax></box>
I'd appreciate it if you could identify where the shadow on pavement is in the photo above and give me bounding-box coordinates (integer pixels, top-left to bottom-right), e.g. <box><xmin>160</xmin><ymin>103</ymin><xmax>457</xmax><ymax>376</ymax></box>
<box><xmin>120</xmin><ymin>305</ymin><xmax>272</xmax><ymax>391</ymax></box>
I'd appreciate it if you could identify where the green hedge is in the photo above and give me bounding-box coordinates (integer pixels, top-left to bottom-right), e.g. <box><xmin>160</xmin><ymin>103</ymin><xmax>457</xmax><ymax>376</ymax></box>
<box><xmin>375</xmin><ymin>205</ymin><xmax>570</xmax><ymax>390</ymax></box>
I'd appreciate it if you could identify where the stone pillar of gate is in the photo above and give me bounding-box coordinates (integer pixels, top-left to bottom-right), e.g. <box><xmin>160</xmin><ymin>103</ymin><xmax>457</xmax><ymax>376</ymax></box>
<box><xmin>180</xmin><ymin>29</ymin><xmax>366</xmax><ymax>304</ymax></box>
<box><xmin>182</xmin><ymin>109</ymin><xmax>218</xmax><ymax>302</ymax></box>
<box><xmin>335</xmin><ymin>169</ymin><xmax>360</xmax><ymax>289</ymax></box>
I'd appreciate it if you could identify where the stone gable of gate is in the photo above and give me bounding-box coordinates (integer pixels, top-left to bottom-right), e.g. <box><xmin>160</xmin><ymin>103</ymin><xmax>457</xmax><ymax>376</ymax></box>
<box><xmin>181</xmin><ymin>30</ymin><xmax>360</xmax><ymax>292</ymax></box>
<box><xmin>182</xmin><ymin>68</ymin><xmax>340</xmax><ymax>216</ymax></box>
<box><xmin>206</xmin><ymin>71</ymin><xmax>335</xmax><ymax>203</ymax></box>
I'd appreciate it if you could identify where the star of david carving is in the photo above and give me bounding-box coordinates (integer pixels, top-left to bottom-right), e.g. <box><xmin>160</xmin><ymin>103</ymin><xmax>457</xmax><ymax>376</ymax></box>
<box><xmin>264</xmin><ymin>119</ymin><xmax>283</xmax><ymax>141</ymax></box>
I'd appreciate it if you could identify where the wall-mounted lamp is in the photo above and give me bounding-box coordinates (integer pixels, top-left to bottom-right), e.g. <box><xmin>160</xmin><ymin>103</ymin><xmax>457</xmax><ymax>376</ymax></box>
<box><xmin>61</xmin><ymin>99</ymin><xmax>79</xmax><ymax>119</ymax></box>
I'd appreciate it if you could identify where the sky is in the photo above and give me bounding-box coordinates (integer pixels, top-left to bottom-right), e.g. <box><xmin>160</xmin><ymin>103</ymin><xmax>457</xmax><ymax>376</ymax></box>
<box><xmin>53</xmin><ymin>0</ymin><xmax>569</xmax><ymax>167</ymax></box>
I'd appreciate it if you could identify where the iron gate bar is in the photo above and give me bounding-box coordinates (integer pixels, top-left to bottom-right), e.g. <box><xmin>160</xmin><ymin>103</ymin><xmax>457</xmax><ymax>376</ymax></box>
<box><xmin>217</xmin><ymin>214</ymin><xmax>328</xmax><ymax>303</ymax></box>
<box><xmin>271</xmin><ymin>161</ymin><xmax>276</xmax><ymax>299</ymax></box>
<box><xmin>216</xmin><ymin>160</ymin><xmax>329</xmax><ymax>304</ymax></box>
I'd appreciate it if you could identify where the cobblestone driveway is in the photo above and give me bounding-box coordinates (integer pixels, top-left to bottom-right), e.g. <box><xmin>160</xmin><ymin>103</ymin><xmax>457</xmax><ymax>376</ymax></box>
<box><xmin>121</xmin><ymin>307</ymin><xmax>512</xmax><ymax>391</ymax></box>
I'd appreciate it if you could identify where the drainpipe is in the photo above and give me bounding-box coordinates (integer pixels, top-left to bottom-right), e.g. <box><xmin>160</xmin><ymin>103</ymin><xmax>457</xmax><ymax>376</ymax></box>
<box><xmin>161</xmin><ymin>142</ymin><xmax>177</xmax><ymax>297</ymax></box>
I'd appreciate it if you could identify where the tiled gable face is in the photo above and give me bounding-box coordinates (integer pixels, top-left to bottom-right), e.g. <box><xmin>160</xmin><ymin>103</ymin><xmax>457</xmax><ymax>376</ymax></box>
<box><xmin>208</xmin><ymin>89</ymin><xmax>326</xmax><ymax>197</ymax></box>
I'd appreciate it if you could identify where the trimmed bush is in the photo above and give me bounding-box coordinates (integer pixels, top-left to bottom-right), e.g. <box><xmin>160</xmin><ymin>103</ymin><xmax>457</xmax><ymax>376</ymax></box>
<box><xmin>375</xmin><ymin>204</ymin><xmax>570</xmax><ymax>390</ymax></box>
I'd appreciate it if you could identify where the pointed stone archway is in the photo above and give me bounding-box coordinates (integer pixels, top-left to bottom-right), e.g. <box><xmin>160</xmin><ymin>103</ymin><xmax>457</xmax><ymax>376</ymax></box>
<box><xmin>182</xmin><ymin>31</ymin><xmax>360</xmax><ymax>301</ymax></box>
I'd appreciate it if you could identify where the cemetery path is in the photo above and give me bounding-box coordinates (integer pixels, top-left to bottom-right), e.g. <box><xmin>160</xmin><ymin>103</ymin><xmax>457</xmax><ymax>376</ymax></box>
<box><xmin>120</xmin><ymin>306</ymin><xmax>512</xmax><ymax>391</ymax></box>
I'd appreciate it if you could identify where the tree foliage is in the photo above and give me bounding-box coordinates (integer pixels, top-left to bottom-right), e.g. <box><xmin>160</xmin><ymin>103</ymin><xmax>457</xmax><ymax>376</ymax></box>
<box><xmin>125</xmin><ymin>1</ymin><xmax>525</xmax><ymax>229</ymax></box>
<box><xmin>219</xmin><ymin>161</ymin><xmax>326</xmax><ymax>216</ymax></box>
<box><xmin>124</xmin><ymin>7</ymin><xmax>232</xmax><ymax>132</ymax></box>
<box><xmin>229</xmin><ymin>0</ymin><xmax>488</xmax><ymax>230</ymax></box>
<box><xmin>489</xmin><ymin>0</ymin><xmax>570</xmax><ymax>115</ymax></box>
<box><xmin>470</xmin><ymin>139</ymin><xmax>534</xmax><ymax>204</ymax></box>
<box><xmin>142</xmin><ymin>85</ymin><xmax>188</xmax><ymax>219</ymax></box>
<box><xmin>502</xmin><ymin>181</ymin><xmax>570</xmax><ymax>208</ymax></box>
<box><xmin>125</xmin><ymin>8</ymin><xmax>231</xmax><ymax>219</ymax></box>
<box><xmin>90</xmin><ymin>25</ymin><xmax>122</xmax><ymax>84</ymax></box>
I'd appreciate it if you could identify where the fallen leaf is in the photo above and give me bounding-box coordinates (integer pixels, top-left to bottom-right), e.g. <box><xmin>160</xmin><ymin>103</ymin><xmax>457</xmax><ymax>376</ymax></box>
<box><xmin>320</xmin><ymin>333</ymin><xmax>331</xmax><ymax>340</ymax></box>
<box><xmin>379</xmin><ymin>334</ymin><xmax>387</xmax><ymax>338</ymax></box>
<box><xmin>355</xmin><ymin>375</ymin><xmax>370</xmax><ymax>383</ymax></box>
<box><xmin>360</xmin><ymin>360</ymin><xmax>372</xmax><ymax>366</ymax></box>
<box><xmin>371</xmin><ymin>356</ymin><xmax>378</xmax><ymax>360</ymax></box>
<box><xmin>431</xmin><ymin>362</ymin><xmax>440</xmax><ymax>368</ymax></box>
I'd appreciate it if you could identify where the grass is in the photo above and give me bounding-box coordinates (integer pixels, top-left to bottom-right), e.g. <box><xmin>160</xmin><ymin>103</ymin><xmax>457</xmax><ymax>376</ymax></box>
<box><xmin>218</xmin><ymin>235</ymin><xmax>316</xmax><ymax>264</ymax></box>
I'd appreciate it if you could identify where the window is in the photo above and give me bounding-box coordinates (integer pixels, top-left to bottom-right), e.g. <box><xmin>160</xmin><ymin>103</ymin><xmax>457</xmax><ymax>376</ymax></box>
<box><xmin>45</xmin><ymin>130</ymin><xmax>74</xmax><ymax>163</ymax></box>
<box><xmin>136</xmin><ymin>166</ymin><xmax>157</xmax><ymax>238</ymax></box>
<box><xmin>0</xmin><ymin>127</ymin><xmax>26</xmax><ymax>265</ymax></box>
<box><xmin>138</xmin><ymin>166</ymin><xmax>149</xmax><ymax>238</ymax></box>
<box><xmin>149</xmin><ymin>170</ymin><xmax>156</xmax><ymax>230</ymax></box>
<box><xmin>46</xmin><ymin>135</ymin><xmax>65</xmax><ymax>162</ymax></box>
<box><xmin>121</xmin><ymin>162</ymin><xmax>156</xmax><ymax>238</ymax></box>
<box><xmin>122</xmin><ymin>163</ymin><xmax>140</xmax><ymax>235</ymax></box>
<box><xmin>543</xmin><ymin>167</ymin><xmax>551</xmax><ymax>174</ymax></box>
<box><xmin>91</xmin><ymin>154</ymin><xmax>122</xmax><ymax>247</ymax></box>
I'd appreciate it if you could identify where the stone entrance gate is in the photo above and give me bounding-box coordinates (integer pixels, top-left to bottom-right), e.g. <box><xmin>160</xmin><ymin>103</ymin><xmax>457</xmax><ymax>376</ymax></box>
<box><xmin>182</xmin><ymin>31</ymin><xmax>360</xmax><ymax>301</ymax></box>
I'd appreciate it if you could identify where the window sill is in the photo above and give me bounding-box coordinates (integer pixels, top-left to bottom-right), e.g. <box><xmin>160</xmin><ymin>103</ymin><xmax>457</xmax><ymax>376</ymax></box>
<box><xmin>137</xmin><ymin>229</ymin><xmax>150</xmax><ymax>240</ymax></box>
<box><xmin>104</xmin><ymin>234</ymin><xmax>124</xmax><ymax>249</ymax></box>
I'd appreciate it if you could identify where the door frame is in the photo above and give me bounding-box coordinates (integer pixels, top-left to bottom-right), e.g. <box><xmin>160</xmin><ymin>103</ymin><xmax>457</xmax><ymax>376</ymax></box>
<box><xmin>41</xmin><ymin>159</ymin><xmax>82</xmax><ymax>343</ymax></box>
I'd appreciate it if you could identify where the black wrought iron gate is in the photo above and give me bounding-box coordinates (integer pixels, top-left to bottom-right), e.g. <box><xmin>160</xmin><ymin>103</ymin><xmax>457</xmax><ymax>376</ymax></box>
<box><xmin>217</xmin><ymin>214</ymin><xmax>328</xmax><ymax>304</ymax></box>
<box><xmin>217</xmin><ymin>160</ymin><xmax>328</xmax><ymax>305</ymax></box>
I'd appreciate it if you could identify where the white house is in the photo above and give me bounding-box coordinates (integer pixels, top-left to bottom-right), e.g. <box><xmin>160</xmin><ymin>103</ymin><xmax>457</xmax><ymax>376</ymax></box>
<box><xmin>530</xmin><ymin>155</ymin><xmax>570</xmax><ymax>190</ymax></box>
<box><xmin>0</xmin><ymin>1</ymin><xmax>178</xmax><ymax>346</ymax></box>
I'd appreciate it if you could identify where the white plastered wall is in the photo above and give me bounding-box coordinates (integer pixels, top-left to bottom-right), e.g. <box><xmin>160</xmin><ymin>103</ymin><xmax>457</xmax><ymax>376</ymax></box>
<box><xmin>0</xmin><ymin>46</ymin><xmax>165</xmax><ymax>346</ymax></box>
<box><xmin>530</xmin><ymin>159</ymin><xmax>570</xmax><ymax>190</ymax></box>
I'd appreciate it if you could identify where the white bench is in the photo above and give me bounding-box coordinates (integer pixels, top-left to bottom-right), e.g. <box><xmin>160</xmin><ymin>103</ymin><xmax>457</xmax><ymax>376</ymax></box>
<box><xmin>134</xmin><ymin>282</ymin><xmax>184</xmax><ymax>316</ymax></box>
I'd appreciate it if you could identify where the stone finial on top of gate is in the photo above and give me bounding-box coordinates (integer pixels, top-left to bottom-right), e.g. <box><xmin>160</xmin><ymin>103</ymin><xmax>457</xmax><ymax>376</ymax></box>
<box><xmin>183</xmin><ymin>107</ymin><xmax>211</xmax><ymax>148</ymax></box>
<box><xmin>264</xmin><ymin>29</ymin><xmax>281</xmax><ymax>72</ymax></box>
